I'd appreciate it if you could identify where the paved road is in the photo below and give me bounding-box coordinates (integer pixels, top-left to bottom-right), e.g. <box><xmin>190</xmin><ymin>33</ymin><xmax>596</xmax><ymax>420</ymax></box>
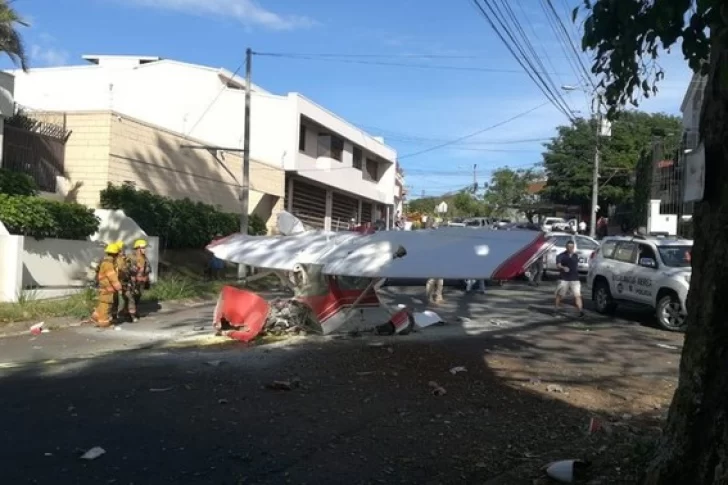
<box><xmin>0</xmin><ymin>282</ymin><xmax>677</xmax><ymax>485</ymax></box>
<box><xmin>0</xmin><ymin>282</ymin><xmax>658</xmax><ymax>367</ymax></box>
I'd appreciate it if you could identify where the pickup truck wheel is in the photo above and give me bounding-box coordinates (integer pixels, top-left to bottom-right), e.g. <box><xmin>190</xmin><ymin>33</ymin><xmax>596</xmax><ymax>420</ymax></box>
<box><xmin>592</xmin><ymin>280</ymin><xmax>616</xmax><ymax>314</ymax></box>
<box><xmin>656</xmin><ymin>294</ymin><xmax>687</xmax><ymax>332</ymax></box>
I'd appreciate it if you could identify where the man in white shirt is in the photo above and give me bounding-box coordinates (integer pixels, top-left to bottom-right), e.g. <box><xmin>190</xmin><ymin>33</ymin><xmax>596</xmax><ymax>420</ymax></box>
<box><xmin>578</xmin><ymin>220</ymin><xmax>587</xmax><ymax>234</ymax></box>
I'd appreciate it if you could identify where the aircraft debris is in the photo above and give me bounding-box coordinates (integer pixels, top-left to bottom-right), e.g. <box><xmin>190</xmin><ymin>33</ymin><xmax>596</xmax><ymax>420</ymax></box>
<box><xmin>543</xmin><ymin>459</ymin><xmax>590</xmax><ymax>483</ymax></box>
<box><xmin>449</xmin><ymin>366</ymin><xmax>467</xmax><ymax>375</ymax></box>
<box><xmin>80</xmin><ymin>446</ymin><xmax>106</xmax><ymax>460</ymax></box>
<box><xmin>428</xmin><ymin>381</ymin><xmax>447</xmax><ymax>396</ymax></box>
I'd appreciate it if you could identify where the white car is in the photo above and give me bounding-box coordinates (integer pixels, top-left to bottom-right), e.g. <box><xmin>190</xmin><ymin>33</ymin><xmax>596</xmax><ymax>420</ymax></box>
<box><xmin>542</xmin><ymin>233</ymin><xmax>600</xmax><ymax>277</ymax></box>
<box><xmin>542</xmin><ymin>217</ymin><xmax>566</xmax><ymax>232</ymax></box>
<box><xmin>586</xmin><ymin>234</ymin><xmax>693</xmax><ymax>332</ymax></box>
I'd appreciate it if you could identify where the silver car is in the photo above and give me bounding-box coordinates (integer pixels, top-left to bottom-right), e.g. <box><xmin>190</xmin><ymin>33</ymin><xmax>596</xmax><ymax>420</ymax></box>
<box><xmin>542</xmin><ymin>233</ymin><xmax>600</xmax><ymax>277</ymax></box>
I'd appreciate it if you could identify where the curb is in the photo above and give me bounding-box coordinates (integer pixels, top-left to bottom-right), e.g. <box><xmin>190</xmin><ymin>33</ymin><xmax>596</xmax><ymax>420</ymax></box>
<box><xmin>0</xmin><ymin>298</ymin><xmax>217</xmax><ymax>340</ymax></box>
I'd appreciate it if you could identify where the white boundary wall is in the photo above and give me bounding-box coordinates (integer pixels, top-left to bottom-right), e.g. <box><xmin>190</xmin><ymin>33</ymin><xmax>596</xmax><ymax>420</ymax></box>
<box><xmin>0</xmin><ymin>209</ymin><xmax>159</xmax><ymax>302</ymax></box>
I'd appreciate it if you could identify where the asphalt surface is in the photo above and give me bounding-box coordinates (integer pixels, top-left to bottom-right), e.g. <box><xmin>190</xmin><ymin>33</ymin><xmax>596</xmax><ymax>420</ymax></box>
<box><xmin>0</xmin><ymin>283</ymin><xmax>667</xmax><ymax>485</ymax></box>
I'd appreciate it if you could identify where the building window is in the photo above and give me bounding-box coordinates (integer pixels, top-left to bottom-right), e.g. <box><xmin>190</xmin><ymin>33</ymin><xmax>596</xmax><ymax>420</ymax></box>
<box><xmin>353</xmin><ymin>146</ymin><xmax>362</xmax><ymax>170</ymax></box>
<box><xmin>299</xmin><ymin>124</ymin><xmax>306</xmax><ymax>152</ymax></box>
<box><xmin>365</xmin><ymin>158</ymin><xmax>379</xmax><ymax>181</ymax></box>
<box><xmin>317</xmin><ymin>133</ymin><xmax>344</xmax><ymax>161</ymax></box>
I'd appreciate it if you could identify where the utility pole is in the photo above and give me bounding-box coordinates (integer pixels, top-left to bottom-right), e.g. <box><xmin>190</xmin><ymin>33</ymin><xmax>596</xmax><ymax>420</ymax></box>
<box><xmin>473</xmin><ymin>163</ymin><xmax>477</xmax><ymax>191</ymax></box>
<box><xmin>238</xmin><ymin>47</ymin><xmax>252</xmax><ymax>279</ymax></box>
<box><xmin>590</xmin><ymin>105</ymin><xmax>600</xmax><ymax>238</ymax></box>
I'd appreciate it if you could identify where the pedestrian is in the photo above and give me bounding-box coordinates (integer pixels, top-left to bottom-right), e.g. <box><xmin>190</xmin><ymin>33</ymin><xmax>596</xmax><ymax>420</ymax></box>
<box><xmin>129</xmin><ymin>238</ymin><xmax>151</xmax><ymax>322</ymax></box>
<box><xmin>465</xmin><ymin>279</ymin><xmax>486</xmax><ymax>294</ymax></box>
<box><xmin>578</xmin><ymin>220</ymin><xmax>587</xmax><ymax>234</ymax></box>
<box><xmin>91</xmin><ymin>242</ymin><xmax>123</xmax><ymax>328</ymax></box>
<box><xmin>527</xmin><ymin>257</ymin><xmax>544</xmax><ymax>286</ymax></box>
<box><xmin>554</xmin><ymin>240</ymin><xmax>584</xmax><ymax>317</ymax></box>
<box><xmin>426</xmin><ymin>278</ymin><xmax>444</xmax><ymax>305</ymax></box>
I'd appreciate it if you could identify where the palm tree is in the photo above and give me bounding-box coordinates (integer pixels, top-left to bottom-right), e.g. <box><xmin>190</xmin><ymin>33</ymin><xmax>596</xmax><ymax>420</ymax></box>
<box><xmin>0</xmin><ymin>0</ymin><xmax>28</xmax><ymax>71</ymax></box>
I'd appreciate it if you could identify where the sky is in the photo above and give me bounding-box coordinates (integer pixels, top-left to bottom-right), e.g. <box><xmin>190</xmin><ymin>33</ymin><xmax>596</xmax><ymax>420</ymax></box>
<box><xmin>2</xmin><ymin>0</ymin><xmax>694</xmax><ymax>198</ymax></box>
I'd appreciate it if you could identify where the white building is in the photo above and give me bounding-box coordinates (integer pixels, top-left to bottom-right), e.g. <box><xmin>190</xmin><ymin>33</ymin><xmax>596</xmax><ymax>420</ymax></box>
<box><xmin>680</xmin><ymin>72</ymin><xmax>707</xmax><ymax>150</ymax></box>
<box><xmin>7</xmin><ymin>54</ymin><xmax>401</xmax><ymax>230</ymax></box>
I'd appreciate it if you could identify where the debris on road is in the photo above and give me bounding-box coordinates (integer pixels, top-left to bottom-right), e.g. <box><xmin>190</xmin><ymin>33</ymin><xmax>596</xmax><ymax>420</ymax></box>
<box><xmin>546</xmin><ymin>384</ymin><xmax>565</xmax><ymax>393</ymax></box>
<box><xmin>149</xmin><ymin>387</ymin><xmax>174</xmax><ymax>392</ymax></box>
<box><xmin>205</xmin><ymin>360</ymin><xmax>224</xmax><ymax>367</ymax></box>
<box><xmin>656</xmin><ymin>343</ymin><xmax>679</xmax><ymax>350</ymax></box>
<box><xmin>265</xmin><ymin>378</ymin><xmax>301</xmax><ymax>391</ymax></box>
<box><xmin>449</xmin><ymin>366</ymin><xmax>467</xmax><ymax>375</ymax></box>
<box><xmin>30</xmin><ymin>322</ymin><xmax>45</xmax><ymax>335</ymax></box>
<box><xmin>544</xmin><ymin>459</ymin><xmax>590</xmax><ymax>483</ymax></box>
<box><xmin>80</xmin><ymin>446</ymin><xmax>106</xmax><ymax>460</ymax></box>
<box><xmin>428</xmin><ymin>381</ymin><xmax>446</xmax><ymax>396</ymax></box>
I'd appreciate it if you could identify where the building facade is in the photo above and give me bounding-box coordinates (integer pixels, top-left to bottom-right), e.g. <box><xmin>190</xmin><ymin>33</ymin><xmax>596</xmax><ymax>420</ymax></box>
<box><xmin>7</xmin><ymin>54</ymin><xmax>401</xmax><ymax>231</ymax></box>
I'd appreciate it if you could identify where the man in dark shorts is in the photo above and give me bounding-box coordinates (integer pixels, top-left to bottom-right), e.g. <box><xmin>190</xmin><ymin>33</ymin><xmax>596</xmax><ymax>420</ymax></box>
<box><xmin>555</xmin><ymin>240</ymin><xmax>584</xmax><ymax>317</ymax></box>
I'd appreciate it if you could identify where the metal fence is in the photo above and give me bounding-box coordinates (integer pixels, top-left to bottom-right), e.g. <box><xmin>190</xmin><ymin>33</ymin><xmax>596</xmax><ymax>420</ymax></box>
<box><xmin>2</xmin><ymin>125</ymin><xmax>66</xmax><ymax>193</ymax></box>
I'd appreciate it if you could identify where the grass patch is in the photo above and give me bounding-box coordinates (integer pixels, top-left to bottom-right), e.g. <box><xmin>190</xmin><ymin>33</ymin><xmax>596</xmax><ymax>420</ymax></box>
<box><xmin>0</xmin><ymin>288</ymin><xmax>97</xmax><ymax>324</ymax></box>
<box><xmin>0</xmin><ymin>273</ymin><xmax>281</xmax><ymax>325</ymax></box>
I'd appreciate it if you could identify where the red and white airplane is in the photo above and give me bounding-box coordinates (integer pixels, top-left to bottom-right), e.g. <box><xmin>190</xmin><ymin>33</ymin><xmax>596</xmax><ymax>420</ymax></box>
<box><xmin>206</xmin><ymin>212</ymin><xmax>552</xmax><ymax>342</ymax></box>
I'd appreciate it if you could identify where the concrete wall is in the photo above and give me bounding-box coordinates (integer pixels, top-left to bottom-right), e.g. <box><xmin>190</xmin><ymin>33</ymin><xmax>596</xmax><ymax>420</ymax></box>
<box><xmin>0</xmin><ymin>210</ymin><xmax>162</xmax><ymax>302</ymax></box>
<box><xmin>52</xmin><ymin>111</ymin><xmax>285</xmax><ymax>229</ymax></box>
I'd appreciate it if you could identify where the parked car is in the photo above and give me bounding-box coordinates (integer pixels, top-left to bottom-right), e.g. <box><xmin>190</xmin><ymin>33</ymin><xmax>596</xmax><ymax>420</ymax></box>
<box><xmin>541</xmin><ymin>217</ymin><xmax>566</xmax><ymax>232</ymax></box>
<box><xmin>463</xmin><ymin>217</ymin><xmax>492</xmax><ymax>228</ymax></box>
<box><xmin>542</xmin><ymin>232</ymin><xmax>600</xmax><ymax>277</ymax></box>
<box><xmin>586</xmin><ymin>234</ymin><xmax>693</xmax><ymax>332</ymax></box>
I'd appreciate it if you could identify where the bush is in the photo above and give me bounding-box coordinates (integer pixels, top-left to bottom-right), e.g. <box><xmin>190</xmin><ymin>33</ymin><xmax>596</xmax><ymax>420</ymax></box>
<box><xmin>100</xmin><ymin>183</ymin><xmax>268</xmax><ymax>249</ymax></box>
<box><xmin>0</xmin><ymin>168</ymin><xmax>38</xmax><ymax>196</ymax></box>
<box><xmin>0</xmin><ymin>194</ymin><xmax>100</xmax><ymax>239</ymax></box>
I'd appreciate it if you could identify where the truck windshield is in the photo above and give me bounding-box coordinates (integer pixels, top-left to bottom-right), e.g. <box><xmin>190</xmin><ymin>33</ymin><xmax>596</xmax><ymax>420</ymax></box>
<box><xmin>658</xmin><ymin>246</ymin><xmax>692</xmax><ymax>268</ymax></box>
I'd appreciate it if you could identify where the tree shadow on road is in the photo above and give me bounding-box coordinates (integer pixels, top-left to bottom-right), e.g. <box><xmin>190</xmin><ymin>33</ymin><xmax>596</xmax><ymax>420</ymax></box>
<box><xmin>0</xmin><ymin>300</ymin><xmax>680</xmax><ymax>485</ymax></box>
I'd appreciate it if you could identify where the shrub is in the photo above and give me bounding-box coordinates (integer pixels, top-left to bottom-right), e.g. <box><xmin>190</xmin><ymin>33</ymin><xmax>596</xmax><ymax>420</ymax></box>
<box><xmin>100</xmin><ymin>183</ymin><xmax>268</xmax><ymax>249</ymax></box>
<box><xmin>0</xmin><ymin>194</ymin><xmax>100</xmax><ymax>239</ymax></box>
<box><xmin>0</xmin><ymin>168</ymin><xmax>38</xmax><ymax>196</ymax></box>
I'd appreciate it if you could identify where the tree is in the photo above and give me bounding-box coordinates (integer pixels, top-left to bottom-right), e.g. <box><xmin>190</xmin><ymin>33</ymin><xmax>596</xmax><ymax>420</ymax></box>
<box><xmin>0</xmin><ymin>0</ymin><xmax>29</xmax><ymax>71</ymax></box>
<box><xmin>483</xmin><ymin>167</ymin><xmax>541</xmax><ymax>218</ymax></box>
<box><xmin>541</xmin><ymin>111</ymin><xmax>681</xmax><ymax>209</ymax></box>
<box><xmin>452</xmin><ymin>190</ymin><xmax>488</xmax><ymax>217</ymax></box>
<box><xmin>577</xmin><ymin>1</ymin><xmax>726</xmax><ymax>483</ymax></box>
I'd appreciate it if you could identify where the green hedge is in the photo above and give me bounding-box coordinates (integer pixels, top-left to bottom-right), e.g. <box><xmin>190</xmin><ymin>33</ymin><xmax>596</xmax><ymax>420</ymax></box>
<box><xmin>99</xmin><ymin>183</ymin><xmax>267</xmax><ymax>249</ymax></box>
<box><xmin>0</xmin><ymin>194</ymin><xmax>100</xmax><ymax>239</ymax></box>
<box><xmin>0</xmin><ymin>168</ymin><xmax>38</xmax><ymax>196</ymax></box>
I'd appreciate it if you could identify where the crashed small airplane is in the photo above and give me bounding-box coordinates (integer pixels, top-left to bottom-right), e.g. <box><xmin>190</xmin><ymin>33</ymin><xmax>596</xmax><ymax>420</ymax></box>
<box><xmin>206</xmin><ymin>212</ymin><xmax>553</xmax><ymax>342</ymax></box>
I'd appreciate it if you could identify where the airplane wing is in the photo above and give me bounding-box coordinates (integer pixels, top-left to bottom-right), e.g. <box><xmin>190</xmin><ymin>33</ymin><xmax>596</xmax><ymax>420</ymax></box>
<box><xmin>206</xmin><ymin>230</ymin><xmax>361</xmax><ymax>272</ymax></box>
<box><xmin>207</xmin><ymin>227</ymin><xmax>552</xmax><ymax>280</ymax></box>
<box><xmin>320</xmin><ymin>228</ymin><xmax>549</xmax><ymax>280</ymax></box>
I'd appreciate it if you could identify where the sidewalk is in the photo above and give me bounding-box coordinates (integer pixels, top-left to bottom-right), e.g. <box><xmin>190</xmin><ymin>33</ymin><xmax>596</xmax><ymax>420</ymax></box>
<box><xmin>0</xmin><ymin>296</ymin><xmax>218</xmax><ymax>339</ymax></box>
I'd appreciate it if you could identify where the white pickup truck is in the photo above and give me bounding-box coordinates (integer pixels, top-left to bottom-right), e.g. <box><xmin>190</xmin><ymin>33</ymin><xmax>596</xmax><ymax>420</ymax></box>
<box><xmin>586</xmin><ymin>234</ymin><xmax>693</xmax><ymax>331</ymax></box>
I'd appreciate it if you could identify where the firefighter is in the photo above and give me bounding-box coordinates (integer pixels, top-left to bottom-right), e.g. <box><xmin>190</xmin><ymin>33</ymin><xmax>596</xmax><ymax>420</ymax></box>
<box><xmin>129</xmin><ymin>238</ymin><xmax>151</xmax><ymax>321</ymax></box>
<box><xmin>113</xmin><ymin>240</ymin><xmax>135</xmax><ymax>322</ymax></box>
<box><xmin>91</xmin><ymin>242</ymin><xmax>123</xmax><ymax>328</ymax></box>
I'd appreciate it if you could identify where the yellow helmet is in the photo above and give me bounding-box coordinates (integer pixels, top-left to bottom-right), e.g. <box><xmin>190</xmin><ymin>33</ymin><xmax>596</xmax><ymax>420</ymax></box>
<box><xmin>115</xmin><ymin>240</ymin><xmax>125</xmax><ymax>249</ymax></box>
<box><xmin>133</xmin><ymin>239</ymin><xmax>148</xmax><ymax>249</ymax></box>
<box><xmin>104</xmin><ymin>242</ymin><xmax>120</xmax><ymax>254</ymax></box>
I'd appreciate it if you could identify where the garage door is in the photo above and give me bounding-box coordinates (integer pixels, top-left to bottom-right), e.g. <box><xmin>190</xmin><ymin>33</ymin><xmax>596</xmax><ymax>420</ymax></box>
<box><xmin>289</xmin><ymin>179</ymin><xmax>327</xmax><ymax>229</ymax></box>
<box><xmin>360</xmin><ymin>202</ymin><xmax>373</xmax><ymax>224</ymax></box>
<box><xmin>331</xmin><ymin>192</ymin><xmax>359</xmax><ymax>230</ymax></box>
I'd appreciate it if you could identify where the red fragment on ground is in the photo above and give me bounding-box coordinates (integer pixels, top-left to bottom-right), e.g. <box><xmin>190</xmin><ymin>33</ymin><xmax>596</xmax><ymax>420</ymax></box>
<box><xmin>213</xmin><ymin>286</ymin><xmax>270</xmax><ymax>342</ymax></box>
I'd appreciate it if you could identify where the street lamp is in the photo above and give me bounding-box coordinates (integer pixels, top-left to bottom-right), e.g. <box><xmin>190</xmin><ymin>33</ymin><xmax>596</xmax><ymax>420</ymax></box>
<box><xmin>562</xmin><ymin>84</ymin><xmax>602</xmax><ymax>238</ymax></box>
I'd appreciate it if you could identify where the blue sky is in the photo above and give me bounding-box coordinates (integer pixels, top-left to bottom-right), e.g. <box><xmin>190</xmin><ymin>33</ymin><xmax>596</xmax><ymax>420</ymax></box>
<box><xmin>4</xmin><ymin>0</ymin><xmax>694</xmax><ymax>198</ymax></box>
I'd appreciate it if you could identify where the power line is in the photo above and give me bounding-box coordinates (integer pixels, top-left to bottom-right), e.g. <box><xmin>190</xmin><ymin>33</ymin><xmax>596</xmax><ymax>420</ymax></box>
<box><xmin>398</xmin><ymin>102</ymin><xmax>551</xmax><ymax>159</ymax></box>
<box><xmin>254</xmin><ymin>51</ymin><xmax>565</xmax><ymax>75</ymax></box>
<box><xmin>468</xmin><ymin>0</ymin><xmax>576</xmax><ymax>121</ymax></box>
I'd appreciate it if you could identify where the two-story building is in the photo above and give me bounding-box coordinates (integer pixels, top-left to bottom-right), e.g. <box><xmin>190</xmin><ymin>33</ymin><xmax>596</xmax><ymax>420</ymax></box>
<box><xmin>6</xmin><ymin>54</ymin><xmax>400</xmax><ymax>231</ymax></box>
